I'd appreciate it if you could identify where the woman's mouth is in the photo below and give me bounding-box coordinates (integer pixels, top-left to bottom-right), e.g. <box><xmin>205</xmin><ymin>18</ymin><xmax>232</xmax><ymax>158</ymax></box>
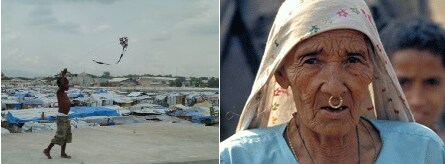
<box><xmin>319</xmin><ymin>106</ymin><xmax>350</xmax><ymax>119</ymax></box>
<box><xmin>321</xmin><ymin>106</ymin><xmax>348</xmax><ymax>112</ymax></box>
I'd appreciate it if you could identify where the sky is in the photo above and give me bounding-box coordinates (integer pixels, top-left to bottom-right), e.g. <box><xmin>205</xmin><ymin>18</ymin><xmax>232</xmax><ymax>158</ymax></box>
<box><xmin>1</xmin><ymin>0</ymin><xmax>219</xmax><ymax>78</ymax></box>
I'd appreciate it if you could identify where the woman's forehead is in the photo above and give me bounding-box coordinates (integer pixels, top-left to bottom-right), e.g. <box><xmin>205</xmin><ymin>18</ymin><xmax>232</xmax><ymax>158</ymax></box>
<box><xmin>302</xmin><ymin>29</ymin><xmax>365</xmax><ymax>45</ymax></box>
<box><xmin>291</xmin><ymin>29</ymin><xmax>367</xmax><ymax>54</ymax></box>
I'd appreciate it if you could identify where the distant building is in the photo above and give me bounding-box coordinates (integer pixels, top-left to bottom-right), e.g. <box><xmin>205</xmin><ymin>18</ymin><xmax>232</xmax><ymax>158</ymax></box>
<box><xmin>155</xmin><ymin>95</ymin><xmax>168</xmax><ymax>107</ymax></box>
<box><xmin>137</xmin><ymin>77</ymin><xmax>176</xmax><ymax>87</ymax></box>
<box><xmin>108</xmin><ymin>78</ymin><xmax>129</xmax><ymax>87</ymax></box>
<box><xmin>94</xmin><ymin>78</ymin><xmax>109</xmax><ymax>87</ymax></box>
<box><xmin>120</xmin><ymin>79</ymin><xmax>138</xmax><ymax>87</ymax></box>
<box><xmin>2</xmin><ymin>79</ymin><xmax>31</xmax><ymax>88</ymax></box>
<box><xmin>182</xmin><ymin>81</ymin><xmax>191</xmax><ymax>87</ymax></box>
<box><xmin>1</xmin><ymin>80</ymin><xmax>14</xmax><ymax>88</ymax></box>
<box><xmin>31</xmin><ymin>79</ymin><xmax>47</xmax><ymax>86</ymax></box>
<box><xmin>167</xmin><ymin>94</ymin><xmax>186</xmax><ymax>106</ymax></box>
<box><xmin>68</xmin><ymin>72</ymin><xmax>96</xmax><ymax>87</ymax></box>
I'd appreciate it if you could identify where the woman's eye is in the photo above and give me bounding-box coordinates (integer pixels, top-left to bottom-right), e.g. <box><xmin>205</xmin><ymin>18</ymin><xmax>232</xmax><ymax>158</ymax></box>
<box><xmin>426</xmin><ymin>78</ymin><xmax>440</xmax><ymax>86</ymax></box>
<box><xmin>398</xmin><ymin>78</ymin><xmax>408</xmax><ymax>87</ymax></box>
<box><xmin>346</xmin><ymin>57</ymin><xmax>361</xmax><ymax>64</ymax></box>
<box><xmin>303</xmin><ymin>58</ymin><xmax>318</xmax><ymax>64</ymax></box>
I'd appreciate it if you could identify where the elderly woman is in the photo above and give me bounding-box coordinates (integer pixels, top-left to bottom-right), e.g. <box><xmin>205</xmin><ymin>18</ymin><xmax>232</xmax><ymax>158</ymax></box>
<box><xmin>380</xmin><ymin>18</ymin><xmax>445</xmax><ymax>140</ymax></box>
<box><xmin>220</xmin><ymin>0</ymin><xmax>445</xmax><ymax>163</ymax></box>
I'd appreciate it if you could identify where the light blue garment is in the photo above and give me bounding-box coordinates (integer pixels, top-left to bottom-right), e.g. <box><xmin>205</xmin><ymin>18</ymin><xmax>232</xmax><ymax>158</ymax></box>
<box><xmin>220</xmin><ymin>118</ymin><xmax>445</xmax><ymax>164</ymax></box>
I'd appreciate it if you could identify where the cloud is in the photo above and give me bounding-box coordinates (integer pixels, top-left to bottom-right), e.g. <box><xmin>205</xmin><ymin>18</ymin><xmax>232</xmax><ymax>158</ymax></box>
<box><xmin>150</xmin><ymin>32</ymin><xmax>171</xmax><ymax>42</ymax></box>
<box><xmin>28</xmin><ymin>6</ymin><xmax>79</xmax><ymax>34</ymax></box>
<box><xmin>27</xmin><ymin>6</ymin><xmax>111</xmax><ymax>35</ymax></box>
<box><xmin>2</xmin><ymin>30</ymin><xmax>22</xmax><ymax>41</ymax></box>
<box><xmin>29</xmin><ymin>6</ymin><xmax>53</xmax><ymax>16</ymax></box>
<box><xmin>174</xmin><ymin>0</ymin><xmax>218</xmax><ymax>35</ymax></box>
<box><xmin>94</xmin><ymin>24</ymin><xmax>111</xmax><ymax>32</ymax></box>
<box><xmin>65</xmin><ymin>0</ymin><xmax>117</xmax><ymax>5</ymax></box>
<box><xmin>79</xmin><ymin>24</ymin><xmax>111</xmax><ymax>34</ymax></box>
<box><xmin>28</xmin><ymin>7</ymin><xmax>57</xmax><ymax>25</ymax></box>
<box><xmin>1</xmin><ymin>48</ymin><xmax>44</xmax><ymax>77</ymax></box>
<box><xmin>2</xmin><ymin>0</ymin><xmax>219</xmax><ymax>78</ymax></box>
<box><xmin>13</xmin><ymin>0</ymin><xmax>117</xmax><ymax>5</ymax></box>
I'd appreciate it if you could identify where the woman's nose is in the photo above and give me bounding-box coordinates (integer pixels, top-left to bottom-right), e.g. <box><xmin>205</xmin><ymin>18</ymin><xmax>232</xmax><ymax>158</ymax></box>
<box><xmin>407</xmin><ymin>85</ymin><xmax>426</xmax><ymax>109</ymax></box>
<box><xmin>320</xmin><ymin>67</ymin><xmax>347</xmax><ymax>97</ymax></box>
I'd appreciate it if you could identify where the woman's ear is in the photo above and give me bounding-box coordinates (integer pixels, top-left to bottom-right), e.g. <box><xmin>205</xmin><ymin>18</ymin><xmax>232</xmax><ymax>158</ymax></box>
<box><xmin>275</xmin><ymin>67</ymin><xmax>290</xmax><ymax>89</ymax></box>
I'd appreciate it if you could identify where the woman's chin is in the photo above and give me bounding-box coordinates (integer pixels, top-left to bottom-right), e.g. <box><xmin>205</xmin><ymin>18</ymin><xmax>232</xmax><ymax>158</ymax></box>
<box><xmin>309</xmin><ymin>115</ymin><xmax>357</xmax><ymax>136</ymax></box>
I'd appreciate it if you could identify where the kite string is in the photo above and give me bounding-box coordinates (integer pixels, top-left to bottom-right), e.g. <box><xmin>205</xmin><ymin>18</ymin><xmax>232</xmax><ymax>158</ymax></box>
<box><xmin>91</xmin><ymin>36</ymin><xmax>137</xmax><ymax>65</ymax></box>
<box><xmin>91</xmin><ymin>38</ymin><xmax>125</xmax><ymax>65</ymax></box>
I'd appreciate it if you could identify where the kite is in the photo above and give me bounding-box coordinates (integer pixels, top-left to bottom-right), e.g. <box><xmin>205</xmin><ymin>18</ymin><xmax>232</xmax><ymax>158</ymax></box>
<box><xmin>92</xmin><ymin>36</ymin><xmax>128</xmax><ymax>65</ymax></box>
<box><xmin>116</xmin><ymin>37</ymin><xmax>128</xmax><ymax>64</ymax></box>
<box><xmin>120</xmin><ymin>37</ymin><xmax>129</xmax><ymax>52</ymax></box>
<box><xmin>92</xmin><ymin>60</ymin><xmax>111</xmax><ymax>65</ymax></box>
<box><xmin>116</xmin><ymin>53</ymin><xmax>124</xmax><ymax>64</ymax></box>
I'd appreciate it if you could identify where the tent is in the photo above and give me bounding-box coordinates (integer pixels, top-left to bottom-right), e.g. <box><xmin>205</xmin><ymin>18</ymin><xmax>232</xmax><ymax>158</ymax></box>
<box><xmin>6</xmin><ymin>107</ymin><xmax>119</xmax><ymax>124</ymax></box>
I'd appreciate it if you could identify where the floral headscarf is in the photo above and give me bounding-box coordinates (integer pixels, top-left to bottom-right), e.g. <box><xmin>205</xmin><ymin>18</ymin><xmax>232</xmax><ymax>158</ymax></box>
<box><xmin>236</xmin><ymin>0</ymin><xmax>414</xmax><ymax>132</ymax></box>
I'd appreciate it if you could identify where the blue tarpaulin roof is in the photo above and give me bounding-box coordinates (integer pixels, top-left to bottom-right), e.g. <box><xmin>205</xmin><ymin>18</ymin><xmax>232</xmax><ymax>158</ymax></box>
<box><xmin>95</xmin><ymin>89</ymin><xmax>107</xmax><ymax>94</ymax></box>
<box><xmin>68</xmin><ymin>107</ymin><xmax>119</xmax><ymax>118</ymax></box>
<box><xmin>13</xmin><ymin>92</ymin><xmax>33</xmax><ymax>98</ymax></box>
<box><xmin>6</xmin><ymin>107</ymin><xmax>119</xmax><ymax>124</ymax></box>
<box><xmin>22</xmin><ymin>99</ymin><xmax>44</xmax><ymax>105</ymax></box>
<box><xmin>68</xmin><ymin>93</ymin><xmax>84</xmax><ymax>98</ymax></box>
<box><xmin>171</xmin><ymin>110</ymin><xmax>212</xmax><ymax>123</ymax></box>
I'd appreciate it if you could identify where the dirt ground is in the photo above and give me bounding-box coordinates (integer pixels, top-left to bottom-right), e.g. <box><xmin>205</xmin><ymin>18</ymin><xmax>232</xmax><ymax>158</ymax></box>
<box><xmin>1</xmin><ymin>122</ymin><xmax>218</xmax><ymax>164</ymax></box>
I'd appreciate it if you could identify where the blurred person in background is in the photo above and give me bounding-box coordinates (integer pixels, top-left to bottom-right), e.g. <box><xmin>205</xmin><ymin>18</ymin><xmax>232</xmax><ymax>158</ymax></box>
<box><xmin>365</xmin><ymin>0</ymin><xmax>430</xmax><ymax>31</ymax></box>
<box><xmin>381</xmin><ymin>18</ymin><xmax>445</xmax><ymax>139</ymax></box>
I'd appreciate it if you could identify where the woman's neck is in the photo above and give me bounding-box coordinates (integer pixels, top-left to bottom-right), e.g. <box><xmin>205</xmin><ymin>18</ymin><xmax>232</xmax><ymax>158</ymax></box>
<box><xmin>299</xmin><ymin>123</ymin><xmax>359</xmax><ymax>163</ymax></box>
<box><xmin>286</xmin><ymin>117</ymin><xmax>381</xmax><ymax>164</ymax></box>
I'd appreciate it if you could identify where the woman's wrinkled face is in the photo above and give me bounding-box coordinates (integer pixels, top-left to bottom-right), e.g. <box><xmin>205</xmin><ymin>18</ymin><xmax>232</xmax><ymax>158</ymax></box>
<box><xmin>391</xmin><ymin>49</ymin><xmax>445</xmax><ymax>129</ymax></box>
<box><xmin>277</xmin><ymin>29</ymin><xmax>373</xmax><ymax>136</ymax></box>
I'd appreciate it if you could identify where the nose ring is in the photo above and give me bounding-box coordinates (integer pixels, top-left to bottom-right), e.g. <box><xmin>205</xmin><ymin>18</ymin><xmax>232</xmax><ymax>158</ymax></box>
<box><xmin>329</xmin><ymin>96</ymin><xmax>343</xmax><ymax>109</ymax></box>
